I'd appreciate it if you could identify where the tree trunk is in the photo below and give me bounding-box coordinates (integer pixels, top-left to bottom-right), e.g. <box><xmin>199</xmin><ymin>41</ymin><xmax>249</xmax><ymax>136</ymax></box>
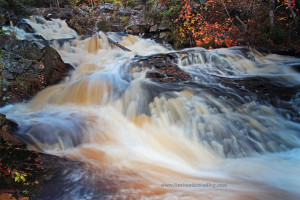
<box><xmin>286</xmin><ymin>0</ymin><xmax>298</xmax><ymax>29</ymax></box>
<box><xmin>269</xmin><ymin>0</ymin><xmax>275</xmax><ymax>27</ymax></box>
<box><xmin>56</xmin><ymin>0</ymin><xmax>60</xmax><ymax>9</ymax></box>
<box><xmin>91</xmin><ymin>0</ymin><xmax>94</xmax><ymax>10</ymax></box>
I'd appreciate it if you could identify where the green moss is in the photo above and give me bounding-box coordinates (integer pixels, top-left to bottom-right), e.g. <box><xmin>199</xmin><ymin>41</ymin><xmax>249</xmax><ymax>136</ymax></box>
<box><xmin>120</xmin><ymin>16</ymin><xmax>130</xmax><ymax>26</ymax></box>
<box><xmin>97</xmin><ymin>20</ymin><xmax>113</xmax><ymax>32</ymax></box>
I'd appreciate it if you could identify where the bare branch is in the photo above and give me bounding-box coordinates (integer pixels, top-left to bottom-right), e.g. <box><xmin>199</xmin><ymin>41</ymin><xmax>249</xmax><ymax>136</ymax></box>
<box><xmin>221</xmin><ymin>0</ymin><xmax>231</xmax><ymax>19</ymax></box>
<box><xmin>235</xmin><ymin>15</ymin><xmax>247</xmax><ymax>33</ymax></box>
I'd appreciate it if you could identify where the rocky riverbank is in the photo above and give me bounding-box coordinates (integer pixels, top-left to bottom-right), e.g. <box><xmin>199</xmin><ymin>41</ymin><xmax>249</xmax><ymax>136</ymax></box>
<box><xmin>0</xmin><ymin>24</ymin><xmax>74</xmax><ymax>200</ymax></box>
<box><xmin>0</xmin><ymin>113</ymin><xmax>82</xmax><ymax>200</ymax></box>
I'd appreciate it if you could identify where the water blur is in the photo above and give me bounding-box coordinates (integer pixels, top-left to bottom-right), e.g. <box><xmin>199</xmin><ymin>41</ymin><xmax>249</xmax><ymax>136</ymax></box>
<box><xmin>1</xmin><ymin>17</ymin><xmax>300</xmax><ymax>199</ymax></box>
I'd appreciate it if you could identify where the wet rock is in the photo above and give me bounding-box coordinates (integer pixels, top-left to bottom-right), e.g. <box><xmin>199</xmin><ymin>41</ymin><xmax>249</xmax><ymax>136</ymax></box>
<box><xmin>0</xmin><ymin>114</ymin><xmax>20</xmax><ymax>145</ymax></box>
<box><xmin>0</xmin><ymin>113</ymin><xmax>78</xmax><ymax>199</ymax></box>
<box><xmin>17</xmin><ymin>19</ymin><xmax>35</xmax><ymax>33</ymax></box>
<box><xmin>219</xmin><ymin>76</ymin><xmax>300</xmax><ymax>102</ymax></box>
<box><xmin>32</xmin><ymin>34</ymin><xmax>46</xmax><ymax>40</ymax></box>
<box><xmin>41</xmin><ymin>46</ymin><xmax>73</xmax><ymax>85</ymax></box>
<box><xmin>127</xmin><ymin>24</ymin><xmax>147</xmax><ymax>35</ymax></box>
<box><xmin>130</xmin><ymin>53</ymin><xmax>191</xmax><ymax>83</ymax></box>
<box><xmin>0</xmin><ymin>35</ymin><xmax>73</xmax><ymax>106</ymax></box>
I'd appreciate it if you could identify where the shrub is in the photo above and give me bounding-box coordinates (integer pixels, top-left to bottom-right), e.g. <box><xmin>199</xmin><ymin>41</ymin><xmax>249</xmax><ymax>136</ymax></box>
<box><xmin>97</xmin><ymin>20</ymin><xmax>112</xmax><ymax>32</ymax></box>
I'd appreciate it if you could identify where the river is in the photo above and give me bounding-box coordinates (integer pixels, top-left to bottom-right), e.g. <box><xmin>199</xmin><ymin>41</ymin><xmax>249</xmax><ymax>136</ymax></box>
<box><xmin>1</xmin><ymin>16</ymin><xmax>300</xmax><ymax>199</ymax></box>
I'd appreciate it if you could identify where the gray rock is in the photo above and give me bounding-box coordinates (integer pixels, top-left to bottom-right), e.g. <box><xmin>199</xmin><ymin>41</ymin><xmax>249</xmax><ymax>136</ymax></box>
<box><xmin>111</xmin><ymin>25</ymin><xmax>126</xmax><ymax>32</ymax></box>
<box><xmin>133</xmin><ymin>5</ymin><xmax>143</xmax><ymax>11</ymax></box>
<box><xmin>159</xmin><ymin>32</ymin><xmax>168</xmax><ymax>38</ymax></box>
<box><xmin>118</xmin><ymin>7</ymin><xmax>133</xmax><ymax>16</ymax></box>
<box><xmin>0</xmin><ymin>35</ymin><xmax>73</xmax><ymax>106</ymax></box>
<box><xmin>17</xmin><ymin>19</ymin><xmax>35</xmax><ymax>33</ymax></box>
<box><xmin>2</xmin><ymin>71</ymin><xmax>14</xmax><ymax>80</ymax></box>
<box><xmin>127</xmin><ymin>25</ymin><xmax>147</xmax><ymax>35</ymax></box>
<box><xmin>158</xmin><ymin>20</ymin><xmax>169</xmax><ymax>30</ymax></box>
<box><xmin>1</xmin><ymin>50</ymin><xmax>33</xmax><ymax>74</ymax></box>
<box><xmin>6</xmin><ymin>40</ymin><xmax>42</xmax><ymax>60</ymax></box>
<box><xmin>149</xmin><ymin>24</ymin><xmax>158</xmax><ymax>32</ymax></box>
<box><xmin>103</xmin><ymin>3</ymin><xmax>116</xmax><ymax>12</ymax></box>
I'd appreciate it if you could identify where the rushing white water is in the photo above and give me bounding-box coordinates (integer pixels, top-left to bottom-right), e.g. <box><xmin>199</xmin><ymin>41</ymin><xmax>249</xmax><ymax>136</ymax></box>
<box><xmin>1</xmin><ymin>17</ymin><xmax>300</xmax><ymax>199</ymax></box>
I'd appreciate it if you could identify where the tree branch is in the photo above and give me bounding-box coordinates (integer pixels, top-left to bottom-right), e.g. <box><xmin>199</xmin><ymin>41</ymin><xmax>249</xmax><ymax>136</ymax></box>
<box><xmin>221</xmin><ymin>0</ymin><xmax>231</xmax><ymax>19</ymax></box>
<box><xmin>235</xmin><ymin>15</ymin><xmax>247</xmax><ymax>33</ymax></box>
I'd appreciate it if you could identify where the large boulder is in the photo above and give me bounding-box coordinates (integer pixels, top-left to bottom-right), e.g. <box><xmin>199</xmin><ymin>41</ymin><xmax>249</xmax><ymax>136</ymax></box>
<box><xmin>0</xmin><ymin>113</ymin><xmax>20</xmax><ymax>145</ymax></box>
<box><xmin>0</xmin><ymin>35</ymin><xmax>73</xmax><ymax>106</ymax></box>
<box><xmin>129</xmin><ymin>53</ymin><xmax>191</xmax><ymax>83</ymax></box>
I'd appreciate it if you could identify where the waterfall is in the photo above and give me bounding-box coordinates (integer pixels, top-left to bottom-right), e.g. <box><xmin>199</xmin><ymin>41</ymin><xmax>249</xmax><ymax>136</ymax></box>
<box><xmin>1</xmin><ymin>17</ymin><xmax>300</xmax><ymax>200</ymax></box>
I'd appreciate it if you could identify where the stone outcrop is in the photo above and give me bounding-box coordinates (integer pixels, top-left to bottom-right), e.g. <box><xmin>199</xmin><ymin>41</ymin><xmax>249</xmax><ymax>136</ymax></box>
<box><xmin>0</xmin><ymin>35</ymin><xmax>73</xmax><ymax>106</ymax></box>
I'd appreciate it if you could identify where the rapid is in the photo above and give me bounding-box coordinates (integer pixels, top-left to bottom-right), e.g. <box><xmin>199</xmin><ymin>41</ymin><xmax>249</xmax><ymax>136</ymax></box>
<box><xmin>1</xmin><ymin>16</ymin><xmax>300</xmax><ymax>199</ymax></box>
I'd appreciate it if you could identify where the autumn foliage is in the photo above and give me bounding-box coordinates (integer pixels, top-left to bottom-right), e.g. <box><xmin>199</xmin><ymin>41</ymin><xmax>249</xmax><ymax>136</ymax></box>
<box><xmin>161</xmin><ymin>0</ymin><xmax>300</xmax><ymax>49</ymax></box>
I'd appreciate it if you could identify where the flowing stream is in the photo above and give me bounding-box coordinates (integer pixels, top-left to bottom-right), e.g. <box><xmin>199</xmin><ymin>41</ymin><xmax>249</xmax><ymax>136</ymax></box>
<box><xmin>1</xmin><ymin>16</ymin><xmax>300</xmax><ymax>199</ymax></box>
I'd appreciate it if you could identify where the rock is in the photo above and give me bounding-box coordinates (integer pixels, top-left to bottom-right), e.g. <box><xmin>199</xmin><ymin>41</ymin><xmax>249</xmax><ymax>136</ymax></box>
<box><xmin>81</xmin><ymin>5</ymin><xmax>91</xmax><ymax>12</ymax></box>
<box><xmin>5</xmin><ymin>39</ymin><xmax>42</xmax><ymax>60</ymax></box>
<box><xmin>29</xmin><ymin>7</ymin><xmax>51</xmax><ymax>17</ymax></box>
<box><xmin>0</xmin><ymin>112</ymin><xmax>79</xmax><ymax>199</ymax></box>
<box><xmin>0</xmin><ymin>35</ymin><xmax>73</xmax><ymax>106</ymax></box>
<box><xmin>32</xmin><ymin>34</ymin><xmax>46</xmax><ymax>40</ymax></box>
<box><xmin>133</xmin><ymin>5</ymin><xmax>144</xmax><ymax>10</ymax></box>
<box><xmin>149</xmin><ymin>24</ymin><xmax>158</xmax><ymax>32</ymax></box>
<box><xmin>158</xmin><ymin>20</ymin><xmax>169</xmax><ymax>31</ymax></box>
<box><xmin>0</xmin><ymin>113</ymin><xmax>6</xmax><ymax>126</ymax></box>
<box><xmin>127</xmin><ymin>25</ymin><xmax>147</xmax><ymax>35</ymax></box>
<box><xmin>219</xmin><ymin>76</ymin><xmax>300</xmax><ymax>102</ymax></box>
<box><xmin>31</xmin><ymin>6</ymin><xmax>77</xmax><ymax>23</ymax></box>
<box><xmin>130</xmin><ymin>53</ymin><xmax>191</xmax><ymax>83</ymax></box>
<box><xmin>111</xmin><ymin>25</ymin><xmax>126</xmax><ymax>32</ymax></box>
<box><xmin>1</xmin><ymin>71</ymin><xmax>14</xmax><ymax>80</ymax></box>
<box><xmin>68</xmin><ymin>14</ymin><xmax>97</xmax><ymax>35</ymax></box>
<box><xmin>47</xmin><ymin>7</ymin><xmax>76</xmax><ymax>22</ymax></box>
<box><xmin>118</xmin><ymin>7</ymin><xmax>134</xmax><ymax>16</ymax></box>
<box><xmin>102</xmin><ymin>3</ymin><xmax>116</xmax><ymax>13</ymax></box>
<box><xmin>0</xmin><ymin>114</ymin><xmax>20</xmax><ymax>145</ymax></box>
<box><xmin>41</xmin><ymin>46</ymin><xmax>73</xmax><ymax>85</ymax></box>
<box><xmin>159</xmin><ymin>31</ymin><xmax>168</xmax><ymax>39</ymax></box>
<box><xmin>17</xmin><ymin>19</ymin><xmax>34</xmax><ymax>33</ymax></box>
